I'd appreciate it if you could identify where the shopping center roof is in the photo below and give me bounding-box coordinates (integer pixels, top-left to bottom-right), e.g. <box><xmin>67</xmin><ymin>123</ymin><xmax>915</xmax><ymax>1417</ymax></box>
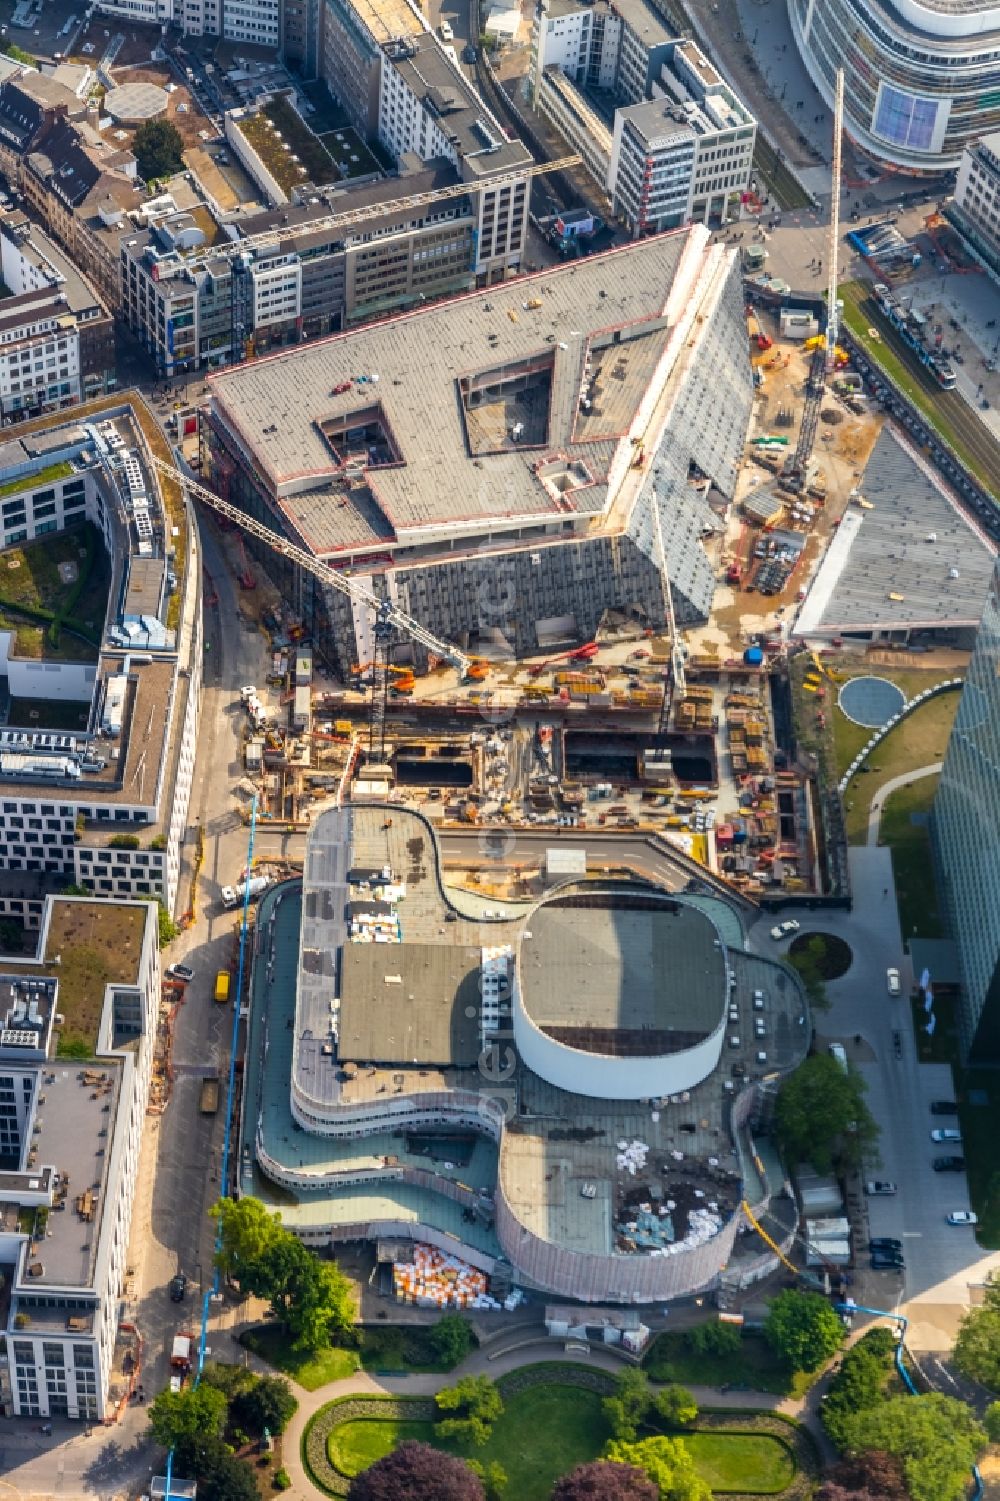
<box><xmin>209</xmin><ymin>233</ymin><xmax>726</xmax><ymax>543</ymax></box>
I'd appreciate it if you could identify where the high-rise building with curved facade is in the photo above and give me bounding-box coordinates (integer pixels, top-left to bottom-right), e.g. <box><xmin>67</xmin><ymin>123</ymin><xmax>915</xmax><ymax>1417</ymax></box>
<box><xmin>788</xmin><ymin>0</ymin><xmax>1000</xmax><ymax>172</ymax></box>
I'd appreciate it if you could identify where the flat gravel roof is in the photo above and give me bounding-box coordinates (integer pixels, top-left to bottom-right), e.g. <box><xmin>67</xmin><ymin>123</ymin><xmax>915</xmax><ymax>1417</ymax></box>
<box><xmin>210</xmin><ymin>233</ymin><xmax>714</xmax><ymax>540</ymax></box>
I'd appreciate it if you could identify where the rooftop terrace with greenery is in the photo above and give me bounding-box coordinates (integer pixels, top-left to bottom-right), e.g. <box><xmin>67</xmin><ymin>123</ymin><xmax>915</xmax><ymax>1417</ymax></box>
<box><xmin>235</xmin><ymin>92</ymin><xmax>341</xmax><ymax>193</ymax></box>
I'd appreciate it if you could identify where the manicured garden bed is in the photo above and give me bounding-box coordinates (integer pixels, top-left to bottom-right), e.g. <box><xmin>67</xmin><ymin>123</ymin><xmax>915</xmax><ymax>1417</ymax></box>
<box><xmin>683</xmin><ymin>1431</ymin><xmax>795</xmax><ymax>1493</ymax></box>
<box><xmin>788</xmin><ymin>931</ymin><xmax>852</xmax><ymax>981</ymax></box>
<box><xmin>304</xmin><ymin>1364</ymin><xmax>816</xmax><ymax>1499</ymax></box>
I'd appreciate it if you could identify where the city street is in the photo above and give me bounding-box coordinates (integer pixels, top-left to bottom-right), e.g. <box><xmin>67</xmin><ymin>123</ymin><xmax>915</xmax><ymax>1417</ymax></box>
<box><xmin>756</xmin><ymin>848</ymin><xmax>1000</xmax><ymax>1352</ymax></box>
<box><xmin>0</xmin><ymin>514</ymin><xmax>274</xmax><ymax>1500</ymax></box>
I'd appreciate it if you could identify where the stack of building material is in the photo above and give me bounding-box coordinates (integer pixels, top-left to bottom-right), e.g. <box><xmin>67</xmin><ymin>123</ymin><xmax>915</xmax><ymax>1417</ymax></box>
<box><xmin>616</xmin><ymin>1139</ymin><xmax>649</xmax><ymax>1175</ymax></box>
<box><xmin>392</xmin><ymin>1244</ymin><xmax>489</xmax><ymax>1308</ymax></box>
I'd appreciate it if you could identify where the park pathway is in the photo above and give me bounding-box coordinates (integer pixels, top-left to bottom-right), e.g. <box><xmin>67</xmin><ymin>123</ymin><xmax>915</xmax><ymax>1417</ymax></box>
<box><xmin>242</xmin><ymin>1325</ymin><xmax>838</xmax><ymax>1499</ymax></box>
<box><xmin>866</xmin><ymin>762</ymin><xmax>943</xmax><ymax>847</ymax></box>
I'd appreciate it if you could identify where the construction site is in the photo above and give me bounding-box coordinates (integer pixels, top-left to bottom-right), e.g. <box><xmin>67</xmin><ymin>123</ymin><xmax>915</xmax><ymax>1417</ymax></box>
<box><xmin>149</xmin><ymin>74</ymin><xmax>996</xmax><ymax>915</ymax></box>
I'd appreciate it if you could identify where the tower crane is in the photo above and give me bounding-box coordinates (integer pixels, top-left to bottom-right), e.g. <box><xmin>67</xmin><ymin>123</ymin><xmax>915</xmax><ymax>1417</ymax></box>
<box><xmin>782</xmin><ymin>69</ymin><xmax>845</xmax><ymax>492</ymax></box>
<box><xmin>825</xmin><ymin>68</ymin><xmax>845</xmax><ymax>377</ymax></box>
<box><xmin>143</xmin><ymin>453</ymin><xmax>471</xmax><ymax>759</ymax></box>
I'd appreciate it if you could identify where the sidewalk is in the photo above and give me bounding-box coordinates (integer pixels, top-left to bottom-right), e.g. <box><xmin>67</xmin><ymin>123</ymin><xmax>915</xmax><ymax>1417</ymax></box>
<box><xmin>867</xmin><ymin>763</ymin><xmax>943</xmax><ymax>846</ymax></box>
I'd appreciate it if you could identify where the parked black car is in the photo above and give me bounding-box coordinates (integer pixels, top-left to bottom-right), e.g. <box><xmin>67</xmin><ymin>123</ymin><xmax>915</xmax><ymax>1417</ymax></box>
<box><xmin>169</xmin><ymin>1273</ymin><xmax>187</xmax><ymax>1303</ymax></box>
<box><xmin>932</xmin><ymin>1156</ymin><xmax>966</xmax><ymax>1172</ymax></box>
<box><xmin>930</xmin><ymin>1100</ymin><xmax>959</xmax><ymax>1114</ymax></box>
<box><xmin>870</xmin><ymin>1251</ymin><xmax>904</xmax><ymax>1270</ymax></box>
<box><xmin>869</xmin><ymin>1237</ymin><xmax>902</xmax><ymax>1251</ymax></box>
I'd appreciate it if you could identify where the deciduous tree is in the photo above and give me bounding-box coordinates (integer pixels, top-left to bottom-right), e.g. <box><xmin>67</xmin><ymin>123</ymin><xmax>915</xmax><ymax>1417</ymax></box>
<box><xmin>821</xmin><ymin>1328</ymin><xmax>896</xmax><ymax>1446</ymax></box>
<box><xmin>604</xmin><ymin>1437</ymin><xmax>711</xmax><ymax>1501</ymax></box>
<box><xmin>174</xmin><ymin>1435</ymin><xmax>261</xmax><ymax>1501</ymax></box>
<box><xmin>985</xmin><ymin>1402</ymin><xmax>1000</xmax><ymax>1443</ymax></box>
<box><xmin>952</xmin><ymin>1272</ymin><xmax>1000</xmax><ymax>1392</ymax></box>
<box><xmin>148</xmin><ymin>1383</ymin><xmax>227</xmax><ymax>1450</ymax></box>
<box><xmin>551</xmin><ymin>1460</ymin><xmax>658</xmax><ymax>1500</ymax></box>
<box><xmin>133</xmin><ymin>119</ymin><xmax>184</xmax><ymax>182</ymax></box>
<box><xmin>210</xmin><ymin>1197</ymin><xmax>353</xmax><ymax>1352</ymax></box>
<box><xmin>837</xmin><ymin>1391</ymin><xmax>986</xmax><ymax>1501</ymax></box>
<box><xmin>435</xmin><ymin>1374</ymin><xmax>504</xmax><ymax>1445</ymax></box>
<box><xmin>468</xmin><ymin>1457</ymin><xmax>508</xmax><ymax>1499</ymax></box>
<box><xmin>764</xmin><ymin>1289</ymin><xmax>845</xmax><ymax>1373</ymax></box>
<box><xmin>430</xmin><ymin>1312</ymin><xmax>476</xmax><ymax>1367</ymax></box>
<box><xmin>654</xmin><ymin>1384</ymin><xmax>698</xmax><ymax>1430</ymax></box>
<box><xmin>774</xmin><ymin>1054</ymin><xmax>879</xmax><ymax>1173</ymax></box>
<box><xmin>602</xmin><ymin>1367</ymin><xmax>652</xmax><ymax>1441</ymax></box>
<box><xmin>816</xmin><ymin>1451</ymin><xmax>908</xmax><ymax>1501</ymax></box>
<box><xmin>231</xmin><ymin>1374</ymin><xmax>297</xmax><ymax>1436</ymax></box>
<box><xmin>347</xmin><ymin>1440</ymin><xmax>485</xmax><ymax>1500</ymax></box>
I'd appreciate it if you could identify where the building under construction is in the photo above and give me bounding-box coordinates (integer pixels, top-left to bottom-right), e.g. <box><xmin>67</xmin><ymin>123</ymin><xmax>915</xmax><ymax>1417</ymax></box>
<box><xmin>204</xmin><ymin>227</ymin><xmax>754</xmax><ymax>672</ymax></box>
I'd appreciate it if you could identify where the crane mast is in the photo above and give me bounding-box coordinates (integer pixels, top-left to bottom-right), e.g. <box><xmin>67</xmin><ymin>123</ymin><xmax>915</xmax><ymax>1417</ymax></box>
<box><xmin>784</xmin><ymin>71</ymin><xmax>845</xmax><ymax>491</ymax></box>
<box><xmin>825</xmin><ymin>69</ymin><xmax>845</xmax><ymax>375</ymax></box>
<box><xmin>652</xmin><ymin>496</ymin><xmax>685</xmax><ymax>705</ymax></box>
<box><xmin>144</xmin><ymin>453</ymin><xmax>472</xmax><ymax>687</ymax></box>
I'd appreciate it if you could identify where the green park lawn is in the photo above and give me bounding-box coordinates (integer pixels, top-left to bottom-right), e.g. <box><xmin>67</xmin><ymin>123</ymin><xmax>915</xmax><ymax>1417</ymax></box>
<box><xmin>327</xmin><ymin>1391</ymin><xmax>799</xmax><ymax>1499</ymax></box>
<box><xmin>329</xmin><ymin>1415</ymin><xmax>429</xmax><ymax>1476</ymax></box>
<box><xmin>828</xmin><ymin>670</ymin><xmax>960</xmax><ymax>845</ymax></box>
<box><xmin>880</xmin><ymin>777</ymin><xmax>944</xmax><ymax>941</ymax></box>
<box><xmin>241</xmin><ymin>1326</ymin><xmax>359</xmax><ymax>1391</ymax></box>
<box><xmin>328</xmin><ymin>1386</ymin><xmax>606</xmax><ymax>1499</ymax></box>
<box><xmin>682</xmin><ymin>1432</ymin><xmax>795</xmax><ymax>1494</ymax></box>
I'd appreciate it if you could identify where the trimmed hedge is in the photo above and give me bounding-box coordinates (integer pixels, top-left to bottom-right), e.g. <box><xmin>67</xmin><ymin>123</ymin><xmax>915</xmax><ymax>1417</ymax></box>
<box><xmin>301</xmin><ymin>1367</ymin><xmax>818</xmax><ymax>1500</ymax></box>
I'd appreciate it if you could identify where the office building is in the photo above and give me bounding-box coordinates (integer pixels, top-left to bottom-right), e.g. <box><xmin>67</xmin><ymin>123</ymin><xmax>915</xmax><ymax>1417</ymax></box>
<box><xmin>530</xmin><ymin>6</ymin><xmax>756</xmax><ymax>223</ymax></box>
<box><xmin>530</xmin><ymin>0</ymin><xmax>672</xmax><ymax>110</ymax></box>
<box><xmin>0</xmin><ymin>895</ymin><xmax>160</xmax><ymax>1420</ymax></box>
<box><xmin>94</xmin><ymin>0</ymin><xmax>281</xmax><ymax>43</ymax></box>
<box><xmin>934</xmin><ymin>557</ymin><xmax>1000</xmax><ymax>1060</ymax></box>
<box><xmin>205</xmin><ymin>229</ymin><xmax>753</xmax><ymax>667</ymax></box>
<box><xmin>950</xmin><ymin>132</ymin><xmax>1000</xmax><ymax>280</ymax></box>
<box><xmin>119</xmin><ymin>161</ymin><xmax>486</xmax><ymax>374</ymax></box>
<box><xmin>610</xmin><ymin>44</ymin><xmax>757</xmax><ymax>231</ymax></box>
<box><xmin>788</xmin><ymin>0</ymin><xmax>1000</xmax><ymax>172</ymax></box>
<box><xmin>319</xmin><ymin>0</ymin><xmax>531</xmax><ymax>279</ymax></box>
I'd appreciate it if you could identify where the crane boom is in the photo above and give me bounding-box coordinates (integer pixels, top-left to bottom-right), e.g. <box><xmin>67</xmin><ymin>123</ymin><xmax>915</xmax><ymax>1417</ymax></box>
<box><xmin>145</xmin><ymin>452</ymin><xmax>472</xmax><ymax>673</ymax></box>
<box><xmin>177</xmin><ymin>156</ymin><xmax>583</xmax><ymax>276</ymax></box>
